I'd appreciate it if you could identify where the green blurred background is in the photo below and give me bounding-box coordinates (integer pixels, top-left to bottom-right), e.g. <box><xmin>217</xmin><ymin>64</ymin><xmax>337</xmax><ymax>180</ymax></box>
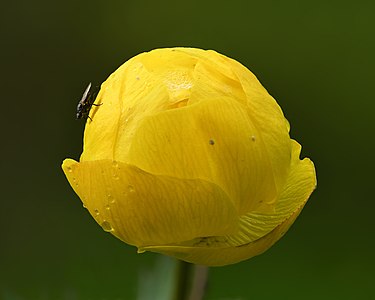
<box><xmin>1</xmin><ymin>0</ymin><xmax>374</xmax><ymax>299</ymax></box>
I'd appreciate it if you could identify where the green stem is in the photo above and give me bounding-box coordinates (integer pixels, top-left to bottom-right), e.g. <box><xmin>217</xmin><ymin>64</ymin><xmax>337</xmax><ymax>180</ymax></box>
<box><xmin>188</xmin><ymin>265</ymin><xmax>209</xmax><ymax>300</ymax></box>
<box><xmin>173</xmin><ymin>260</ymin><xmax>209</xmax><ymax>300</ymax></box>
<box><xmin>173</xmin><ymin>260</ymin><xmax>192</xmax><ymax>300</ymax></box>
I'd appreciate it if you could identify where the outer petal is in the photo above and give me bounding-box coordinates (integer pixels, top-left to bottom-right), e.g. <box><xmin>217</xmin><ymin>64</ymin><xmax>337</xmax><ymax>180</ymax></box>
<box><xmin>80</xmin><ymin>54</ymin><xmax>172</xmax><ymax>162</ymax></box>
<box><xmin>224</xmin><ymin>140</ymin><xmax>317</xmax><ymax>245</ymax></box>
<box><xmin>81</xmin><ymin>48</ymin><xmax>201</xmax><ymax>162</ymax></box>
<box><xmin>143</xmin><ymin>202</ymin><xmax>303</xmax><ymax>266</ymax></box>
<box><xmin>142</xmin><ymin>140</ymin><xmax>316</xmax><ymax>266</ymax></box>
<box><xmin>61</xmin><ymin>159</ymin><xmax>238</xmax><ymax>247</ymax></box>
<box><xmin>172</xmin><ymin>48</ymin><xmax>292</xmax><ymax>204</ymax></box>
<box><xmin>126</xmin><ymin>97</ymin><xmax>279</xmax><ymax>214</ymax></box>
<box><xmin>228</xmin><ymin>55</ymin><xmax>292</xmax><ymax>198</ymax></box>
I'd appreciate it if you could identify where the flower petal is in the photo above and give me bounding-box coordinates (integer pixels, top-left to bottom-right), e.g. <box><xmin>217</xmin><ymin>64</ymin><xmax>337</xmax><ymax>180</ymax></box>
<box><xmin>143</xmin><ymin>201</ymin><xmax>305</xmax><ymax>266</ymax></box>
<box><xmin>61</xmin><ymin>159</ymin><xmax>238</xmax><ymax>247</ymax></box>
<box><xmin>229</xmin><ymin>58</ymin><xmax>292</xmax><ymax>198</ymax></box>
<box><xmin>142</xmin><ymin>140</ymin><xmax>316</xmax><ymax>265</ymax></box>
<box><xmin>125</xmin><ymin>97</ymin><xmax>280</xmax><ymax>214</ymax></box>
<box><xmin>172</xmin><ymin>49</ymin><xmax>292</xmax><ymax>198</ymax></box>
<box><xmin>81</xmin><ymin>52</ymin><xmax>178</xmax><ymax>162</ymax></box>
<box><xmin>224</xmin><ymin>139</ymin><xmax>317</xmax><ymax>245</ymax></box>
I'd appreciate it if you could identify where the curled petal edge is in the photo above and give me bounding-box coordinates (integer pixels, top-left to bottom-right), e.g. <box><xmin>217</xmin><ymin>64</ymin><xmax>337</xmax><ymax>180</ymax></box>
<box><xmin>141</xmin><ymin>199</ymin><xmax>306</xmax><ymax>266</ymax></box>
<box><xmin>141</xmin><ymin>141</ymin><xmax>316</xmax><ymax>266</ymax></box>
<box><xmin>61</xmin><ymin>158</ymin><xmax>239</xmax><ymax>246</ymax></box>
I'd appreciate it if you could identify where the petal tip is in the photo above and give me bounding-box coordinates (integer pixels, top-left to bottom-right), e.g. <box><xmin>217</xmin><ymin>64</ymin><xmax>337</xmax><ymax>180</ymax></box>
<box><xmin>62</xmin><ymin>158</ymin><xmax>77</xmax><ymax>170</ymax></box>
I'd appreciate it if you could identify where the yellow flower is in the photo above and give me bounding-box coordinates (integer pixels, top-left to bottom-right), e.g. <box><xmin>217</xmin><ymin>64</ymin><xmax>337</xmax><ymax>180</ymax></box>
<box><xmin>62</xmin><ymin>48</ymin><xmax>316</xmax><ymax>266</ymax></box>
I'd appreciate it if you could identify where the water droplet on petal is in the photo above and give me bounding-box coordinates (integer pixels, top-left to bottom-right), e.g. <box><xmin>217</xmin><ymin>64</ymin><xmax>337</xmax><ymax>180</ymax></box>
<box><xmin>107</xmin><ymin>194</ymin><xmax>115</xmax><ymax>205</ymax></box>
<box><xmin>66</xmin><ymin>166</ymin><xmax>72</xmax><ymax>173</ymax></box>
<box><xmin>128</xmin><ymin>185</ymin><xmax>135</xmax><ymax>193</ymax></box>
<box><xmin>82</xmin><ymin>203</ymin><xmax>87</xmax><ymax>208</ymax></box>
<box><xmin>94</xmin><ymin>209</ymin><xmax>100</xmax><ymax>216</ymax></box>
<box><xmin>105</xmin><ymin>205</ymin><xmax>110</xmax><ymax>210</ymax></box>
<box><xmin>251</xmin><ymin>135</ymin><xmax>256</xmax><ymax>142</ymax></box>
<box><xmin>101</xmin><ymin>221</ymin><xmax>113</xmax><ymax>232</ymax></box>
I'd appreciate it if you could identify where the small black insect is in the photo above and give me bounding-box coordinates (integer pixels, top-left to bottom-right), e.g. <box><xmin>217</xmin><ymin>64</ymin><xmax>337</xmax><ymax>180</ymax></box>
<box><xmin>76</xmin><ymin>82</ymin><xmax>101</xmax><ymax>120</ymax></box>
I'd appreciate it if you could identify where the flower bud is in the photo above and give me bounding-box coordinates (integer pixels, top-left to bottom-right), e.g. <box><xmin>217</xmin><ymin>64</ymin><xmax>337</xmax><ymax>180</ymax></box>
<box><xmin>62</xmin><ymin>48</ymin><xmax>316</xmax><ymax>266</ymax></box>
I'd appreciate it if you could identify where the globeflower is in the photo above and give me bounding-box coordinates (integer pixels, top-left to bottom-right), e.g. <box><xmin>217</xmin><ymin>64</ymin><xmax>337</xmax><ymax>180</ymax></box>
<box><xmin>62</xmin><ymin>48</ymin><xmax>316</xmax><ymax>266</ymax></box>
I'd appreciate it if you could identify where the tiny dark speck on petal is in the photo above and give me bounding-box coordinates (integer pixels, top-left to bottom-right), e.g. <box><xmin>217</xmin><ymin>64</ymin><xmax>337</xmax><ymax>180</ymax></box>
<box><xmin>209</xmin><ymin>139</ymin><xmax>215</xmax><ymax>145</ymax></box>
